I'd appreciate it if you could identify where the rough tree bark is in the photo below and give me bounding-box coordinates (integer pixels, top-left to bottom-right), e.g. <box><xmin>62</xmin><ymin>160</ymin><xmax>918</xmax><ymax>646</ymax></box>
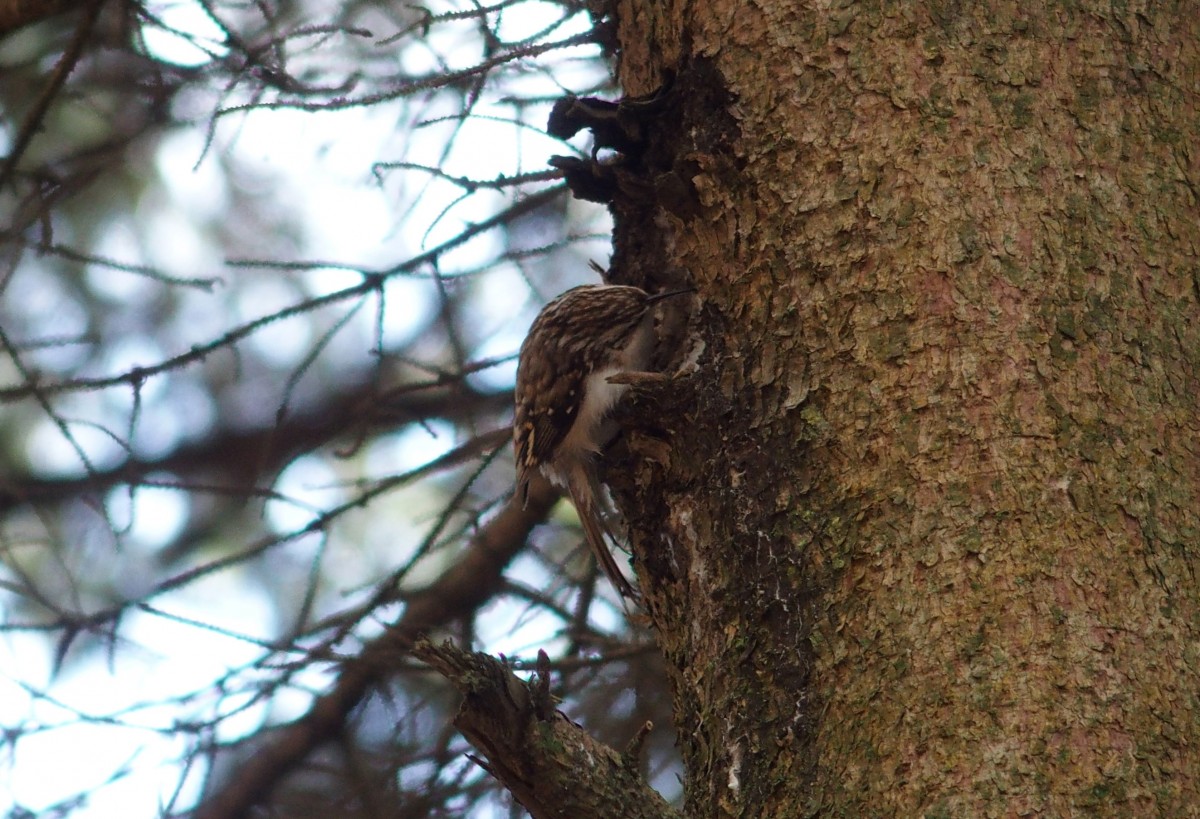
<box><xmin>599</xmin><ymin>1</ymin><xmax>1200</xmax><ymax>816</ymax></box>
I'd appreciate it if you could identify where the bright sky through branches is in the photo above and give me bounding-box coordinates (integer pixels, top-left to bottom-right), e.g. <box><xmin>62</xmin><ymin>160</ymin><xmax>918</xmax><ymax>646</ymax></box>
<box><xmin>0</xmin><ymin>0</ymin><xmax>616</xmax><ymax>814</ymax></box>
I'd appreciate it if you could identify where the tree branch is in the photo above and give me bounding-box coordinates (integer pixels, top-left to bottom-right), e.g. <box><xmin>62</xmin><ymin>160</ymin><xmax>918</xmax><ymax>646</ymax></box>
<box><xmin>413</xmin><ymin>639</ymin><xmax>679</xmax><ymax>819</ymax></box>
<box><xmin>0</xmin><ymin>0</ymin><xmax>79</xmax><ymax>37</ymax></box>
<box><xmin>0</xmin><ymin>0</ymin><xmax>104</xmax><ymax>192</ymax></box>
<box><xmin>0</xmin><ymin>379</ymin><xmax>511</xmax><ymax>516</ymax></box>
<box><xmin>191</xmin><ymin>471</ymin><xmax>562</xmax><ymax>819</ymax></box>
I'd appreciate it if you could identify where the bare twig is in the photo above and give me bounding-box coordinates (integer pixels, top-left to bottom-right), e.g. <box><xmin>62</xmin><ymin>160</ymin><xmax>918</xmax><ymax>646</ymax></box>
<box><xmin>0</xmin><ymin>0</ymin><xmax>105</xmax><ymax>193</ymax></box>
<box><xmin>191</xmin><ymin>473</ymin><xmax>562</xmax><ymax>819</ymax></box>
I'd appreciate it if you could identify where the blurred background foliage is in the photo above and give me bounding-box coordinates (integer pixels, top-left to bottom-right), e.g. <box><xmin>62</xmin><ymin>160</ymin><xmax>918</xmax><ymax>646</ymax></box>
<box><xmin>0</xmin><ymin>1</ymin><xmax>678</xmax><ymax>815</ymax></box>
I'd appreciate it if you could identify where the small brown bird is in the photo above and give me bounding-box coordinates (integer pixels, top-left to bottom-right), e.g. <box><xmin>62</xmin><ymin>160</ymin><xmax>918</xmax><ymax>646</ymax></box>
<box><xmin>513</xmin><ymin>284</ymin><xmax>687</xmax><ymax>598</ymax></box>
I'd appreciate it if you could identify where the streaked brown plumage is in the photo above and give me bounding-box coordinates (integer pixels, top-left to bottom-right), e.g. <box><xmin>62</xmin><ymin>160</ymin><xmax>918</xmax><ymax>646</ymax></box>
<box><xmin>514</xmin><ymin>284</ymin><xmax>679</xmax><ymax>598</ymax></box>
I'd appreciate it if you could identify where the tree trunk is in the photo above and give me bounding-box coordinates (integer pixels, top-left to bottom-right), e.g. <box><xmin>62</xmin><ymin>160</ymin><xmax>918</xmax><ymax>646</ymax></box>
<box><xmin>615</xmin><ymin>2</ymin><xmax>1200</xmax><ymax>815</ymax></box>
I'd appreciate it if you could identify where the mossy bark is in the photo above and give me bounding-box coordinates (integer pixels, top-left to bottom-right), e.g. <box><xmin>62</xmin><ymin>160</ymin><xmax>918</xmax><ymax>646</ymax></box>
<box><xmin>616</xmin><ymin>2</ymin><xmax>1200</xmax><ymax>814</ymax></box>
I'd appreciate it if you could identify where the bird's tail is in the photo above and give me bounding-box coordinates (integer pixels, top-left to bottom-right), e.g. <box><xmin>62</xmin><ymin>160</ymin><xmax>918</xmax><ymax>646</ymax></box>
<box><xmin>567</xmin><ymin>473</ymin><xmax>637</xmax><ymax>599</ymax></box>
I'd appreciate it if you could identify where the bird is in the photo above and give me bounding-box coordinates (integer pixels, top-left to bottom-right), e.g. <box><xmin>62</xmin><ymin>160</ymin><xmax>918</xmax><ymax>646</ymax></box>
<box><xmin>513</xmin><ymin>284</ymin><xmax>689</xmax><ymax>598</ymax></box>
